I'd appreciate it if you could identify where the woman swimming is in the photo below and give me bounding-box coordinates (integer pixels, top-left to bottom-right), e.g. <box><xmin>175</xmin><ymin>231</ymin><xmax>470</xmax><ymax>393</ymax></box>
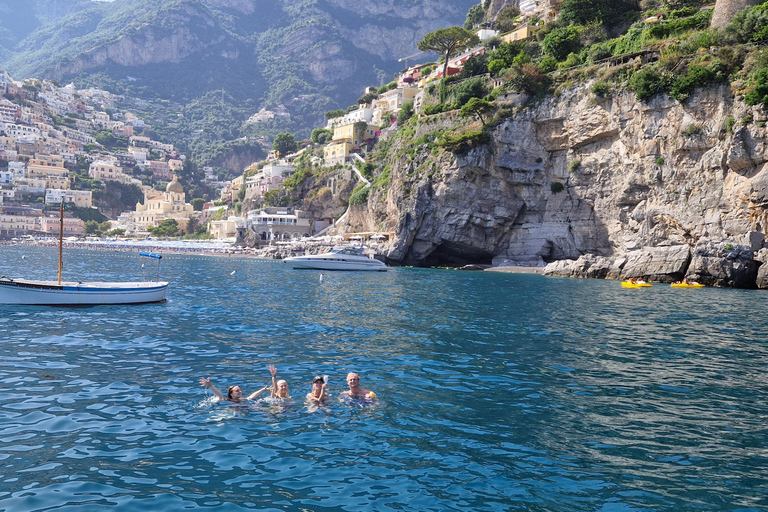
<box><xmin>199</xmin><ymin>376</ymin><xmax>270</xmax><ymax>402</ymax></box>
<box><xmin>306</xmin><ymin>375</ymin><xmax>328</xmax><ymax>403</ymax></box>
<box><xmin>269</xmin><ymin>364</ymin><xmax>290</xmax><ymax>399</ymax></box>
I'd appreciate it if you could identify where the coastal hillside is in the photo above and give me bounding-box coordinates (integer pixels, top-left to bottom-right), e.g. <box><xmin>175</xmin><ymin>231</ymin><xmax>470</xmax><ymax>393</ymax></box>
<box><xmin>265</xmin><ymin>0</ymin><xmax>768</xmax><ymax>287</ymax></box>
<box><xmin>0</xmin><ymin>0</ymin><xmax>475</xmax><ymax>140</ymax></box>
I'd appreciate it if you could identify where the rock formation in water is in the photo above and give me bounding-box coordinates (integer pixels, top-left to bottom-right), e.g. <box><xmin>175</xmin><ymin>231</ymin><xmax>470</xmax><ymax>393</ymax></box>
<box><xmin>336</xmin><ymin>81</ymin><xmax>768</xmax><ymax>287</ymax></box>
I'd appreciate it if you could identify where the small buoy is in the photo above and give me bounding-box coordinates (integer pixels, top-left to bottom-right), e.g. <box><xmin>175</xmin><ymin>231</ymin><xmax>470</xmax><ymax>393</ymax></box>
<box><xmin>319</xmin><ymin>273</ymin><xmax>324</xmax><ymax>282</ymax></box>
<box><xmin>366</xmin><ymin>392</ymin><xmax>376</xmax><ymax>399</ymax></box>
<box><xmin>21</xmin><ymin>255</ymin><xmax>25</xmax><ymax>259</ymax></box>
<box><xmin>230</xmin><ymin>270</ymin><xmax>236</xmax><ymax>275</ymax></box>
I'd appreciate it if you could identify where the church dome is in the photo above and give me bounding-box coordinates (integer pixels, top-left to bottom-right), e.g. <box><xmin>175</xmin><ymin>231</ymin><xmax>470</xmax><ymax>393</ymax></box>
<box><xmin>166</xmin><ymin>177</ymin><xmax>184</xmax><ymax>194</ymax></box>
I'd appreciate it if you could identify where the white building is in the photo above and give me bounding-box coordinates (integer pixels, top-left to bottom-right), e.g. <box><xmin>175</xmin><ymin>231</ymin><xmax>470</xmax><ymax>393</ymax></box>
<box><xmin>209</xmin><ymin>216</ymin><xmax>245</xmax><ymax>240</ymax></box>
<box><xmin>0</xmin><ymin>122</ymin><xmax>41</xmax><ymax>140</ymax></box>
<box><xmin>244</xmin><ymin>162</ymin><xmax>294</xmax><ymax>200</ymax></box>
<box><xmin>45</xmin><ymin>188</ymin><xmax>93</xmax><ymax>208</ymax></box>
<box><xmin>246</xmin><ymin>207</ymin><xmax>313</xmax><ymax>242</ymax></box>
<box><xmin>0</xmin><ymin>168</ymin><xmax>13</xmax><ymax>185</ymax></box>
<box><xmin>477</xmin><ymin>29</ymin><xmax>499</xmax><ymax>40</ymax></box>
<box><xmin>325</xmin><ymin>108</ymin><xmax>375</xmax><ymax>130</ymax></box>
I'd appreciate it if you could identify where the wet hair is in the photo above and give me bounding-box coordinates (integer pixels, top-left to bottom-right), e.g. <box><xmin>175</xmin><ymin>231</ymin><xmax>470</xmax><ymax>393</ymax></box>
<box><xmin>227</xmin><ymin>385</ymin><xmax>240</xmax><ymax>401</ymax></box>
<box><xmin>313</xmin><ymin>376</ymin><xmax>324</xmax><ymax>384</ymax></box>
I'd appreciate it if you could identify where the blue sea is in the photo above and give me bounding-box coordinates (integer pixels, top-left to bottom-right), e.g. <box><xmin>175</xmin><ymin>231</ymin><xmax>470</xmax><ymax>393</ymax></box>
<box><xmin>1</xmin><ymin>245</ymin><xmax>767</xmax><ymax>511</ymax></box>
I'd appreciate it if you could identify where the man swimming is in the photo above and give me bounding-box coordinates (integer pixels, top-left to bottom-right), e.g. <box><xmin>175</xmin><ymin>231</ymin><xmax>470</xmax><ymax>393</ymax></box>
<box><xmin>340</xmin><ymin>372</ymin><xmax>374</xmax><ymax>399</ymax></box>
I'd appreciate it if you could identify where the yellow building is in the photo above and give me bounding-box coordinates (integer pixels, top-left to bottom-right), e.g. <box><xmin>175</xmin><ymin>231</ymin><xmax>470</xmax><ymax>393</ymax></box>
<box><xmin>89</xmin><ymin>160</ymin><xmax>133</xmax><ymax>184</ymax></box>
<box><xmin>0</xmin><ymin>207</ymin><xmax>39</xmax><ymax>236</ymax></box>
<box><xmin>132</xmin><ymin>176</ymin><xmax>194</xmax><ymax>232</ymax></box>
<box><xmin>331</xmin><ymin>122</ymin><xmax>379</xmax><ymax>146</ymax></box>
<box><xmin>323</xmin><ymin>140</ymin><xmax>354</xmax><ymax>166</ymax></box>
<box><xmin>27</xmin><ymin>164</ymin><xmax>69</xmax><ymax>181</ymax></box>
<box><xmin>168</xmin><ymin>159</ymin><xmax>183</xmax><ymax>172</ymax></box>
<box><xmin>501</xmin><ymin>25</ymin><xmax>535</xmax><ymax>44</ymax></box>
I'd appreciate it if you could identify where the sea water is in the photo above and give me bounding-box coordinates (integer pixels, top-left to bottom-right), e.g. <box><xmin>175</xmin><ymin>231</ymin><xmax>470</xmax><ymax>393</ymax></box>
<box><xmin>0</xmin><ymin>245</ymin><xmax>767</xmax><ymax>511</ymax></box>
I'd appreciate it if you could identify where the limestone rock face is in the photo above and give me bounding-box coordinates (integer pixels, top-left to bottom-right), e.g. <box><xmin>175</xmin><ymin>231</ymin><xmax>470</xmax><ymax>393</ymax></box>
<box><xmin>485</xmin><ymin>0</ymin><xmax>519</xmax><ymax>20</ymax></box>
<box><xmin>755</xmin><ymin>248</ymin><xmax>768</xmax><ymax>288</ymax></box>
<box><xmin>686</xmin><ymin>242</ymin><xmax>759</xmax><ymax>288</ymax></box>
<box><xmin>340</xmin><ymin>81</ymin><xmax>768</xmax><ymax>287</ymax></box>
<box><xmin>543</xmin><ymin>255</ymin><xmax>622</xmax><ymax>279</ymax></box>
<box><xmin>621</xmin><ymin>245</ymin><xmax>692</xmax><ymax>283</ymax></box>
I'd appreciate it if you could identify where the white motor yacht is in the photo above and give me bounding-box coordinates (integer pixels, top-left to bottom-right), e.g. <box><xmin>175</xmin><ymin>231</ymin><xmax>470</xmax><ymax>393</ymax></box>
<box><xmin>283</xmin><ymin>246</ymin><xmax>387</xmax><ymax>271</ymax></box>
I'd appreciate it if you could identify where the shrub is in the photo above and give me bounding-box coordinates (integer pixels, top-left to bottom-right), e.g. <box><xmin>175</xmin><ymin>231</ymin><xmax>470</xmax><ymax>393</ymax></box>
<box><xmin>423</xmin><ymin>103</ymin><xmax>455</xmax><ymax>115</ymax></box>
<box><xmin>669</xmin><ymin>61</ymin><xmax>727</xmax><ymax>102</ymax></box>
<box><xmin>452</xmin><ymin>77</ymin><xmax>488</xmax><ymax>107</ymax></box>
<box><xmin>630</xmin><ymin>68</ymin><xmax>668</xmax><ymax>102</ymax></box>
<box><xmin>349</xmin><ymin>185</ymin><xmax>370</xmax><ymax>205</ymax></box>
<box><xmin>461</xmin><ymin>54</ymin><xmax>489</xmax><ymax>77</ymax></box>
<box><xmin>745</xmin><ymin>68</ymin><xmax>768</xmax><ymax>106</ymax></box>
<box><xmin>723</xmin><ymin>3</ymin><xmax>768</xmax><ymax>43</ymax></box>
<box><xmin>682</xmin><ymin>124</ymin><xmax>704</xmax><ymax>136</ymax></box>
<box><xmin>591</xmin><ymin>81</ymin><xmax>611</xmax><ymax>96</ymax></box>
<box><xmin>724</xmin><ymin>115</ymin><xmax>736</xmax><ymax>134</ymax></box>
<box><xmin>372</xmin><ymin>166</ymin><xmax>391</xmax><ymax>189</ymax></box>
<box><xmin>398</xmin><ymin>100</ymin><xmax>415</xmax><ymax>123</ymax></box>
<box><xmin>647</xmin><ymin>9</ymin><xmax>712</xmax><ymax>39</ymax></box>
<box><xmin>542</xmin><ymin>25</ymin><xmax>581</xmax><ymax>61</ymax></box>
<box><xmin>587</xmin><ymin>42</ymin><xmax>613</xmax><ymax>63</ymax></box>
<box><xmin>437</xmin><ymin>131</ymin><xmax>491</xmax><ymax>153</ymax></box>
<box><xmin>655</xmin><ymin>157</ymin><xmax>665</xmax><ymax>165</ymax></box>
<box><xmin>568</xmin><ymin>159</ymin><xmax>581</xmax><ymax>172</ymax></box>
<box><xmin>377</xmin><ymin>81</ymin><xmax>397</xmax><ymax>94</ymax></box>
<box><xmin>538</xmin><ymin>56</ymin><xmax>558</xmax><ymax>73</ymax></box>
<box><xmin>550</xmin><ymin>182</ymin><xmax>564</xmax><ymax>194</ymax></box>
<box><xmin>488</xmin><ymin>58</ymin><xmax>507</xmax><ymax>75</ymax></box>
<box><xmin>504</xmin><ymin>63</ymin><xmax>551</xmax><ymax>95</ymax></box>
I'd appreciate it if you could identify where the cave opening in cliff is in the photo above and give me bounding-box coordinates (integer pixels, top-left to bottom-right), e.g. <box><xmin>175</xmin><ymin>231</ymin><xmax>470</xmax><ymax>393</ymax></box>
<box><xmin>421</xmin><ymin>242</ymin><xmax>495</xmax><ymax>267</ymax></box>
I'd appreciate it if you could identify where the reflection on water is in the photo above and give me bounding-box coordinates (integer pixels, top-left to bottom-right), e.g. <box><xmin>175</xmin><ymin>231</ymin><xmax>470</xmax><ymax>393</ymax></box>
<box><xmin>1</xmin><ymin>246</ymin><xmax>767</xmax><ymax>511</ymax></box>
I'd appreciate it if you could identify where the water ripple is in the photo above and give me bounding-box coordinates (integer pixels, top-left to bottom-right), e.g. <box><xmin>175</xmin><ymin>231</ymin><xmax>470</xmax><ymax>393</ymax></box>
<box><xmin>1</xmin><ymin>248</ymin><xmax>768</xmax><ymax>510</ymax></box>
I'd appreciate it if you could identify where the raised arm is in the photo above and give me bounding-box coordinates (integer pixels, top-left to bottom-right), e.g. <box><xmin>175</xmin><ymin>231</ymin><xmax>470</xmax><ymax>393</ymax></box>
<box><xmin>200</xmin><ymin>377</ymin><xmax>225</xmax><ymax>400</ymax></box>
<box><xmin>246</xmin><ymin>385</ymin><xmax>271</xmax><ymax>401</ymax></box>
<box><xmin>269</xmin><ymin>364</ymin><xmax>278</xmax><ymax>398</ymax></box>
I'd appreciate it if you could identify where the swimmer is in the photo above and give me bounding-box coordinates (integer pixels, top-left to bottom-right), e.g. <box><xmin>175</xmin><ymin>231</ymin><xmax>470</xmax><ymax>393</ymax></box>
<box><xmin>306</xmin><ymin>375</ymin><xmax>328</xmax><ymax>403</ymax></box>
<box><xmin>340</xmin><ymin>372</ymin><xmax>374</xmax><ymax>399</ymax></box>
<box><xmin>270</xmin><ymin>364</ymin><xmax>290</xmax><ymax>399</ymax></box>
<box><xmin>199</xmin><ymin>377</ymin><xmax>270</xmax><ymax>403</ymax></box>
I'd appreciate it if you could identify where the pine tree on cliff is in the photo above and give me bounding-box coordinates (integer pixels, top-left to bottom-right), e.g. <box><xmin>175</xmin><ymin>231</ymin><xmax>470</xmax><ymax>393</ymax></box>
<box><xmin>418</xmin><ymin>27</ymin><xmax>480</xmax><ymax>80</ymax></box>
<box><xmin>711</xmin><ymin>0</ymin><xmax>760</xmax><ymax>28</ymax></box>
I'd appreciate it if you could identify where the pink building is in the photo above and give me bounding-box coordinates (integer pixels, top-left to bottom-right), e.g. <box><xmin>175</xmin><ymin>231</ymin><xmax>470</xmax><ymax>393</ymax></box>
<box><xmin>39</xmin><ymin>215</ymin><xmax>85</xmax><ymax>236</ymax></box>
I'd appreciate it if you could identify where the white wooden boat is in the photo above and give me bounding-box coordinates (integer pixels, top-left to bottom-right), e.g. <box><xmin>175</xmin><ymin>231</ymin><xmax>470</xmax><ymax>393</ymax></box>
<box><xmin>0</xmin><ymin>277</ymin><xmax>168</xmax><ymax>305</ymax></box>
<box><xmin>0</xmin><ymin>205</ymin><xmax>168</xmax><ymax>306</ymax></box>
<box><xmin>284</xmin><ymin>246</ymin><xmax>387</xmax><ymax>271</ymax></box>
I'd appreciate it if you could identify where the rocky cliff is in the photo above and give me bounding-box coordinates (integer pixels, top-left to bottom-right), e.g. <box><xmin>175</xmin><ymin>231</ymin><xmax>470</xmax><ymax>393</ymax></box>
<box><xmin>338</xmin><ymin>81</ymin><xmax>768</xmax><ymax>287</ymax></box>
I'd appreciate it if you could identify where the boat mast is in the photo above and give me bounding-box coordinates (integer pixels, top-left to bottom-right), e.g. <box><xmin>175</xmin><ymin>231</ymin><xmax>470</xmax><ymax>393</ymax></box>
<box><xmin>58</xmin><ymin>201</ymin><xmax>63</xmax><ymax>285</ymax></box>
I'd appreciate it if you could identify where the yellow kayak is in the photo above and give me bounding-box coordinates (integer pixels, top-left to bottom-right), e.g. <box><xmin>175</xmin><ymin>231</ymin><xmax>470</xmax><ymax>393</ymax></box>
<box><xmin>622</xmin><ymin>281</ymin><xmax>652</xmax><ymax>288</ymax></box>
<box><xmin>671</xmin><ymin>282</ymin><xmax>705</xmax><ymax>288</ymax></box>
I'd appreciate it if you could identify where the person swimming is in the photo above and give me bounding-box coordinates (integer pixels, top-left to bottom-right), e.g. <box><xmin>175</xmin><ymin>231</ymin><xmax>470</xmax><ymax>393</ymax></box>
<box><xmin>199</xmin><ymin>377</ymin><xmax>270</xmax><ymax>403</ymax></box>
<box><xmin>269</xmin><ymin>364</ymin><xmax>290</xmax><ymax>399</ymax></box>
<box><xmin>340</xmin><ymin>372</ymin><xmax>375</xmax><ymax>399</ymax></box>
<box><xmin>306</xmin><ymin>375</ymin><xmax>328</xmax><ymax>403</ymax></box>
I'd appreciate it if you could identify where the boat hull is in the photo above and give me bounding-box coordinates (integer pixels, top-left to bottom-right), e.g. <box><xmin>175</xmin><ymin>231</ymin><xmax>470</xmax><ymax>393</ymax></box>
<box><xmin>0</xmin><ymin>278</ymin><xmax>169</xmax><ymax>305</ymax></box>
<box><xmin>284</xmin><ymin>257</ymin><xmax>387</xmax><ymax>271</ymax></box>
